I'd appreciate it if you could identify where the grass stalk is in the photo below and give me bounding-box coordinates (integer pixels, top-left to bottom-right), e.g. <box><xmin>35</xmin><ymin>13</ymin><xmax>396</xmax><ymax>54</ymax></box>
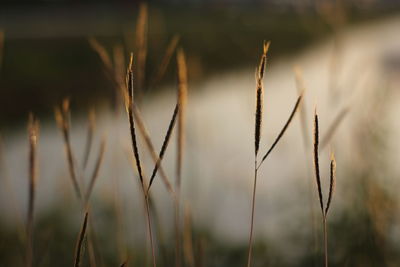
<box><xmin>175</xmin><ymin>48</ymin><xmax>188</xmax><ymax>267</ymax></box>
<box><xmin>151</xmin><ymin>35</ymin><xmax>180</xmax><ymax>88</ymax></box>
<box><xmin>183</xmin><ymin>205</ymin><xmax>195</xmax><ymax>267</ymax></box>
<box><xmin>144</xmin><ymin>194</ymin><xmax>157</xmax><ymax>267</ymax></box>
<box><xmin>321</xmin><ymin>106</ymin><xmax>350</xmax><ymax>149</ymax></box>
<box><xmin>313</xmin><ymin>110</ymin><xmax>337</xmax><ymax>267</ymax></box>
<box><xmin>74</xmin><ymin>212</ymin><xmax>89</xmax><ymax>267</ymax></box>
<box><xmin>26</xmin><ymin>114</ymin><xmax>39</xmax><ymax>267</ymax></box>
<box><xmin>246</xmin><ymin>160</ymin><xmax>258</xmax><ymax>267</ymax></box>
<box><xmin>176</xmin><ymin>48</ymin><xmax>187</xmax><ymax>191</ymax></box>
<box><xmin>323</xmin><ymin>216</ymin><xmax>328</xmax><ymax>267</ymax></box>
<box><xmin>247</xmin><ymin>42</ymin><xmax>268</xmax><ymax>267</ymax></box>
<box><xmin>84</xmin><ymin>137</ymin><xmax>106</xmax><ymax>206</ymax></box>
<box><xmin>82</xmin><ymin>109</ymin><xmax>96</xmax><ymax>170</ymax></box>
<box><xmin>91</xmin><ymin>39</ymin><xmax>176</xmax><ymax>196</ymax></box>
<box><xmin>293</xmin><ymin>66</ymin><xmax>310</xmax><ymax>148</ymax></box>
<box><xmin>55</xmin><ymin>100</ymin><xmax>82</xmax><ymax>200</ymax></box>
<box><xmin>248</xmin><ymin>41</ymin><xmax>302</xmax><ymax>267</ymax></box>
<box><xmin>147</xmin><ymin>194</ymin><xmax>170</xmax><ymax>265</ymax></box>
<box><xmin>135</xmin><ymin>2</ymin><xmax>148</xmax><ymax>95</ymax></box>
<box><xmin>125</xmin><ymin>53</ymin><xmax>157</xmax><ymax>267</ymax></box>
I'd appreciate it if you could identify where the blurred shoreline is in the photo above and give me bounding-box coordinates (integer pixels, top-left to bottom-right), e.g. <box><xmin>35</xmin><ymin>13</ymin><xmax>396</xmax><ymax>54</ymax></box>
<box><xmin>0</xmin><ymin>3</ymin><xmax>399</xmax><ymax>127</ymax></box>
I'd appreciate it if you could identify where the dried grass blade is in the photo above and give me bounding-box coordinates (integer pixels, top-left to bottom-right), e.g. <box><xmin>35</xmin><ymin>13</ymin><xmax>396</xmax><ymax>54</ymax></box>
<box><xmin>113</xmin><ymin>44</ymin><xmax>127</xmax><ymax>105</ymax></box>
<box><xmin>54</xmin><ymin>100</ymin><xmax>82</xmax><ymax>200</ymax></box>
<box><xmin>294</xmin><ymin>66</ymin><xmax>310</xmax><ymax>148</ymax></box>
<box><xmin>113</xmin><ymin>44</ymin><xmax>126</xmax><ymax>88</ymax></box>
<box><xmin>89</xmin><ymin>38</ymin><xmax>125</xmax><ymax>102</ymax></box>
<box><xmin>176</xmin><ymin>48</ymin><xmax>188</xmax><ymax>190</ymax></box>
<box><xmin>74</xmin><ymin>212</ymin><xmax>89</xmax><ymax>267</ymax></box>
<box><xmin>175</xmin><ymin>48</ymin><xmax>188</xmax><ymax>267</ymax></box>
<box><xmin>151</xmin><ymin>35</ymin><xmax>180</xmax><ymax>88</ymax></box>
<box><xmin>85</xmin><ymin>137</ymin><xmax>106</xmax><ymax>205</ymax></box>
<box><xmin>135</xmin><ymin>2</ymin><xmax>148</xmax><ymax>93</ymax></box>
<box><xmin>148</xmin><ymin>103</ymin><xmax>179</xmax><ymax>192</ymax></box>
<box><xmin>82</xmin><ymin>109</ymin><xmax>96</xmax><ymax>170</ymax></box>
<box><xmin>88</xmin><ymin>38</ymin><xmax>113</xmax><ymax>72</ymax></box>
<box><xmin>321</xmin><ymin>106</ymin><xmax>350</xmax><ymax>149</ymax></box>
<box><xmin>258</xmin><ymin>93</ymin><xmax>303</xmax><ymax>168</ymax></box>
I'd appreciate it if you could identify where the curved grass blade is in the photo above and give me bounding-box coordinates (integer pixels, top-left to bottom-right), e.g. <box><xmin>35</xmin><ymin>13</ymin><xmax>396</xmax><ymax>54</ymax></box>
<box><xmin>148</xmin><ymin>103</ymin><xmax>179</xmax><ymax>192</ymax></box>
<box><xmin>257</xmin><ymin>93</ymin><xmax>303</xmax><ymax>169</ymax></box>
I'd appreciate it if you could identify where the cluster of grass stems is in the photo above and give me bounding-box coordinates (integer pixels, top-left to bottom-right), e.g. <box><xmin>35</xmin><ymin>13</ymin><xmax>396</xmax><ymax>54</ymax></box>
<box><xmin>13</xmin><ymin>4</ymin><xmax>347</xmax><ymax>267</ymax></box>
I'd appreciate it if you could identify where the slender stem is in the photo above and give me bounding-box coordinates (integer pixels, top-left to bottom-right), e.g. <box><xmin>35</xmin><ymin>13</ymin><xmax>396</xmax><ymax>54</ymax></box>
<box><xmin>247</xmin><ymin>160</ymin><xmax>258</xmax><ymax>267</ymax></box>
<box><xmin>144</xmin><ymin>193</ymin><xmax>157</xmax><ymax>267</ymax></box>
<box><xmin>323</xmin><ymin>216</ymin><xmax>328</xmax><ymax>267</ymax></box>
<box><xmin>174</xmin><ymin>194</ymin><xmax>181</xmax><ymax>267</ymax></box>
<box><xmin>27</xmin><ymin>117</ymin><xmax>38</xmax><ymax>267</ymax></box>
<box><xmin>26</xmin><ymin>178</ymin><xmax>34</xmax><ymax>267</ymax></box>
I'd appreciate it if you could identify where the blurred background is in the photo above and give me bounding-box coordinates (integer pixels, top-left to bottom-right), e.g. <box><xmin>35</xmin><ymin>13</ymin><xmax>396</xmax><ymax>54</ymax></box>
<box><xmin>1</xmin><ymin>0</ymin><xmax>400</xmax><ymax>266</ymax></box>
